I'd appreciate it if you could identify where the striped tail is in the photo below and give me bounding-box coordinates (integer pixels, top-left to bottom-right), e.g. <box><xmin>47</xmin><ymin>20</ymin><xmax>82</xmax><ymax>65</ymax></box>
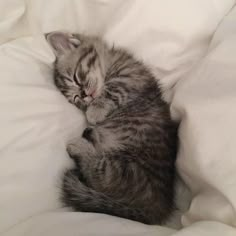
<box><xmin>61</xmin><ymin>169</ymin><xmax>161</xmax><ymax>225</ymax></box>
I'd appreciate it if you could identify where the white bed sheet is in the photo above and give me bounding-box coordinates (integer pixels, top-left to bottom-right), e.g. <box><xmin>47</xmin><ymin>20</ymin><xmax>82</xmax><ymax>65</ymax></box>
<box><xmin>1</xmin><ymin>0</ymin><xmax>236</xmax><ymax>235</ymax></box>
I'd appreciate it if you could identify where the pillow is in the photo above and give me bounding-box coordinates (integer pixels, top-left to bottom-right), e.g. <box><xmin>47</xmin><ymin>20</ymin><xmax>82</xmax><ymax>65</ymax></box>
<box><xmin>172</xmin><ymin>3</ymin><xmax>236</xmax><ymax>227</ymax></box>
<box><xmin>1</xmin><ymin>0</ymin><xmax>234</xmax><ymax>98</ymax></box>
<box><xmin>0</xmin><ymin>0</ymin><xmax>234</xmax><ymax>234</ymax></box>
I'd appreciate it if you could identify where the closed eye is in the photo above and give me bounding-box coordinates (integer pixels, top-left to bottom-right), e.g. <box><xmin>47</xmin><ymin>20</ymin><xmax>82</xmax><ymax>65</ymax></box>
<box><xmin>73</xmin><ymin>72</ymin><xmax>81</xmax><ymax>86</ymax></box>
<box><xmin>73</xmin><ymin>95</ymin><xmax>79</xmax><ymax>103</ymax></box>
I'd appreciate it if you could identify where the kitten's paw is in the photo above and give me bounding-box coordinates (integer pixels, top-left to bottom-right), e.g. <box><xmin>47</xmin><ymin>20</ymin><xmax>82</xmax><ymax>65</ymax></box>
<box><xmin>67</xmin><ymin>138</ymin><xmax>81</xmax><ymax>157</ymax></box>
<box><xmin>67</xmin><ymin>143</ymin><xmax>78</xmax><ymax>157</ymax></box>
<box><xmin>67</xmin><ymin>137</ymin><xmax>94</xmax><ymax>158</ymax></box>
<box><xmin>66</xmin><ymin>145</ymin><xmax>81</xmax><ymax>166</ymax></box>
<box><xmin>86</xmin><ymin>105</ymin><xmax>107</xmax><ymax>125</ymax></box>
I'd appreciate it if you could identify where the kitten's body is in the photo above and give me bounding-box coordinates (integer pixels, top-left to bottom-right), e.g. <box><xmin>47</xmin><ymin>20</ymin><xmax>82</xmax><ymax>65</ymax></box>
<box><xmin>46</xmin><ymin>32</ymin><xmax>178</xmax><ymax>224</ymax></box>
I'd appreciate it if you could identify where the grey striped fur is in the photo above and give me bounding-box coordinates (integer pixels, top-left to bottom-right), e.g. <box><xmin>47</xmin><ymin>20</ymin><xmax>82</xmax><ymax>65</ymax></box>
<box><xmin>46</xmin><ymin>32</ymin><xmax>178</xmax><ymax>224</ymax></box>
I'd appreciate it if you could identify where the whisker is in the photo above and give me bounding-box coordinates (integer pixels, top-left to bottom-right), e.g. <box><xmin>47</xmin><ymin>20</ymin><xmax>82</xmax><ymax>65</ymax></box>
<box><xmin>73</xmin><ymin>73</ymin><xmax>81</xmax><ymax>86</ymax></box>
<box><xmin>73</xmin><ymin>95</ymin><xmax>79</xmax><ymax>103</ymax></box>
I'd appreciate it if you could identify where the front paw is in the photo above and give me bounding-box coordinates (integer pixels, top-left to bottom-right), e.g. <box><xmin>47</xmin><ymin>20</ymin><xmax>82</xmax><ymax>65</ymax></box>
<box><xmin>74</xmin><ymin>98</ymin><xmax>87</xmax><ymax>111</ymax></box>
<box><xmin>86</xmin><ymin>105</ymin><xmax>107</xmax><ymax>125</ymax></box>
<box><xmin>67</xmin><ymin>142</ymin><xmax>78</xmax><ymax>157</ymax></box>
<box><xmin>66</xmin><ymin>144</ymin><xmax>81</xmax><ymax>166</ymax></box>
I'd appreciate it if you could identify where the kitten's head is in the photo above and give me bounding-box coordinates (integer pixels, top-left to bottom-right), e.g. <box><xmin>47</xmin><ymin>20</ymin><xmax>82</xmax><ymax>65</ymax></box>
<box><xmin>46</xmin><ymin>31</ymin><xmax>107</xmax><ymax>109</ymax></box>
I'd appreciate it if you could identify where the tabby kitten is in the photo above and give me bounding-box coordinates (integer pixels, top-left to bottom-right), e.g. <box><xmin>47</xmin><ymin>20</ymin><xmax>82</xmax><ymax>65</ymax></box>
<box><xmin>46</xmin><ymin>31</ymin><xmax>177</xmax><ymax>225</ymax></box>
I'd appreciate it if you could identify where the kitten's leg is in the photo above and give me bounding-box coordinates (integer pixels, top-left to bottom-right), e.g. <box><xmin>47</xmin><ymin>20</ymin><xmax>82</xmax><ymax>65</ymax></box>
<box><xmin>67</xmin><ymin>135</ymin><xmax>98</xmax><ymax>177</ymax></box>
<box><xmin>65</xmin><ymin>93</ymin><xmax>87</xmax><ymax>111</ymax></box>
<box><xmin>86</xmin><ymin>95</ymin><xmax>115</xmax><ymax>125</ymax></box>
<box><xmin>86</xmin><ymin>81</ymin><xmax>129</xmax><ymax>124</ymax></box>
<box><xmin>67</xmin><ymin>137</ymin><xmax>96</xmax><ymax>159</ymax></box>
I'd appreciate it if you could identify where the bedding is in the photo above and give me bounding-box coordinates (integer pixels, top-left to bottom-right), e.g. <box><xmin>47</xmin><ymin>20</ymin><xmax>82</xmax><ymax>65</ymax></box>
<box><xmin>0</xmin><ymin>0</ymin><xmax>236</xmax><ymax>235</ymax></box>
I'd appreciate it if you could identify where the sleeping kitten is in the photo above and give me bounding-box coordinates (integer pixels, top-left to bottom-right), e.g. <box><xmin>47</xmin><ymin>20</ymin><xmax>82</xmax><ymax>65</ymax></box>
<box><xmin>46</xmin><ymin>31</ymin><xmax>178</xmax><ymax>225</ymax></box>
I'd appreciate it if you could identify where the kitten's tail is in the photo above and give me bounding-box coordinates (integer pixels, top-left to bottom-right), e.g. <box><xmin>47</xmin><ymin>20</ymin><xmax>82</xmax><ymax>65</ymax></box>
<box><xmin>61</xmin><ymin>169</ymin><xmax>160</xmax><ymax>225</ymax></box>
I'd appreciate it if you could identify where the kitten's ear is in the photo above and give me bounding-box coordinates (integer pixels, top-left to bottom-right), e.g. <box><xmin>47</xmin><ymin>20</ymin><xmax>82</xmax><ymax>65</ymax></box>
<box><xmin>45</xmin><ymin>31</ymin><xmax>80</xmax><ymax>56</ymax></box>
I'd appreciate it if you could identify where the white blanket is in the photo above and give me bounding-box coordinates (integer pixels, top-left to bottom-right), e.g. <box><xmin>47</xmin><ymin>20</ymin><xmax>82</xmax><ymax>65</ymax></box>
<box><xmin>1</xmin><ymin>0</ymin><xmax>236</xmax><ymax>235</ymax></box>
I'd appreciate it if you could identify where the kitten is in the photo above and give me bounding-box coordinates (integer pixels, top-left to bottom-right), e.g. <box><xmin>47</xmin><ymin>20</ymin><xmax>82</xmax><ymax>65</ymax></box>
<box><xmin>46</xmin><ymin>31</ymin><xmax>178</xmax><ymax>225</ymax></box>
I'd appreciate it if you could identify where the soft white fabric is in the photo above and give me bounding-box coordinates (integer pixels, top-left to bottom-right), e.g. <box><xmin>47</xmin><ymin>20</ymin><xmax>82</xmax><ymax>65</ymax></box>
<box><xmin>0</xmin><ymin>0</ymin><xmax>236</xmax><ymax>235</ymax></box>
<box><xmin>172</xmin><ymin>4</ymin><xmax>236</xmax><ymax>228</ymax></box>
